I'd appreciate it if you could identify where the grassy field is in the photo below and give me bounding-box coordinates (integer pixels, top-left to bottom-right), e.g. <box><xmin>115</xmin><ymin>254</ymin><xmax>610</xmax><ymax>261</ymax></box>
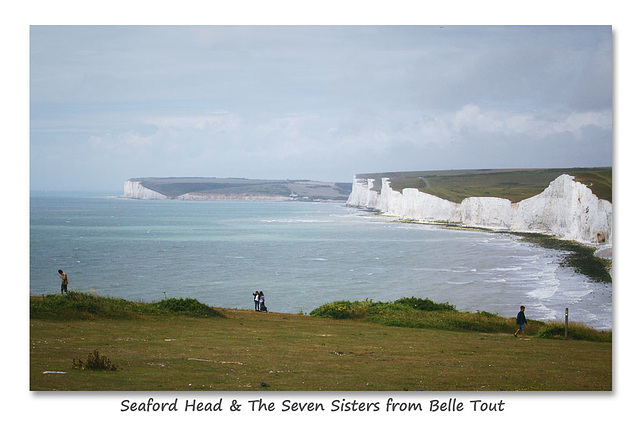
<box><xmin>356</xmin><ymin>167</ymin><xmax>612</xmax><ymax>203</ymax></box>
<box><xmin>30</xmin><ymin>294</ymin><xmax>612</xmax><ymax>391</ymax></box>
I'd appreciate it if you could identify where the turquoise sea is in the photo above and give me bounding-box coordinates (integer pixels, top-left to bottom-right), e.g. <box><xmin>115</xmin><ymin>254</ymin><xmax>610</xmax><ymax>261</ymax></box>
<box><xmin>30</xmin><ymin>192</ymin><xmax>612</xmax><ymax>329</ymax></box>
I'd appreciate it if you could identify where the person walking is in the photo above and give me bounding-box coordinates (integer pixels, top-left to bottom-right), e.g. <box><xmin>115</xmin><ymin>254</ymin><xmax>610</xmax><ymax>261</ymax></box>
<box><xmin>58</xmin><ymin>269</ymin><xmax>69</xmax><ymax>294</ymax></box>
<box><xmin>514</xmin><ymin>305</ymin><xmax>527</xmax><ymax>337</ymax></box>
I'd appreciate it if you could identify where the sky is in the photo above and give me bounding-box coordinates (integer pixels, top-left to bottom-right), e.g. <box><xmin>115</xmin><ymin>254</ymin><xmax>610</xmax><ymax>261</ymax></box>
<box><xmin>30</xmin><ymin>25</ymin><xmax>612</xmax><ymax>192</ymax></box>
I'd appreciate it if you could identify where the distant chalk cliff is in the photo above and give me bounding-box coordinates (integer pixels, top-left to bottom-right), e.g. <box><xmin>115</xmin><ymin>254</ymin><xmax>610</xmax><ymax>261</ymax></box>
<box><xmin>124</xmin><ymin>180</ymin><xmax>168</xmax><ymax>200</ymax></box>
<box><xmin>347</xmin><ymin>173</ymin><xmax>612</xmax><ymax>246</ymax></box>
<box><xmin>124</xmin><ymin>177</ymin><xmax>351</xmax><ymax>202</ymax></box>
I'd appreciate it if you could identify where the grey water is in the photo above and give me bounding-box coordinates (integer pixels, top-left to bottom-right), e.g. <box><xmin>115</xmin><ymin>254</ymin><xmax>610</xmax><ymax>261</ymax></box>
<box><xmin>30</xmin><ymin>192</ymin><xmax>612</xmax><ymax>329</ymax></box>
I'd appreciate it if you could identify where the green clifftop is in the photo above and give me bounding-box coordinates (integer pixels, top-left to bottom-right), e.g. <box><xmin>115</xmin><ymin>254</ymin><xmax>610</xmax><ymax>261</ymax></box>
<box><xmin>355</xmin><ymin>167</ymin><xmax>612</xmax><ymax>203</ymax></box>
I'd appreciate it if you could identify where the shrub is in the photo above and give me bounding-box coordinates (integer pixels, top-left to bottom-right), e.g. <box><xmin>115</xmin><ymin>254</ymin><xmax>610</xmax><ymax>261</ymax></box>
<box><xmin>394</xmin><ymin>297</ymin><xmax>456</xmax><ymax>312</ymax></box>
<box><xmin>309</xmin><ymin>300</ymin><xmax>371</xmax><ymax>319</ymax></box>
<box><xmin>73</xmin><ymin>349</ymin><xmax>117</xmax><ymax>371</ymax></box>
<box><xmin>153</xmin><ymin>298</ymin><xmax>224</xmax><ymax>317</ymax></box>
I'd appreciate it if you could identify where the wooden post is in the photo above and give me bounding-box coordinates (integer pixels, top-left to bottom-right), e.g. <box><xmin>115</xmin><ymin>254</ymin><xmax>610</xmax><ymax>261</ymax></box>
<box><xmin>564</xmin><ymin>307</ymin><xmax>569</xmax><ymax>339</ymax></box>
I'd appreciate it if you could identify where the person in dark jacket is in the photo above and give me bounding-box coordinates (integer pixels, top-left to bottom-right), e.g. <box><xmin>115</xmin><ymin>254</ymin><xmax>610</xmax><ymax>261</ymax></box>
<box><xmin>514</xmin><ymin>305</ymin><xmax>527</xmax><ymax>337</ymax></box>
<box><xmin>258</xmin><ymin>291</ymin><xmax>268</xmax><ymax>313</ymax></box>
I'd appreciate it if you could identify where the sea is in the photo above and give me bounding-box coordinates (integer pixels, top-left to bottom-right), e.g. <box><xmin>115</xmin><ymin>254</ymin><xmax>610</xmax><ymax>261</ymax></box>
<box><xmin>29</xmin><ymin>192</ymin><xmax>612</xmax><ymax>330</ymax></box>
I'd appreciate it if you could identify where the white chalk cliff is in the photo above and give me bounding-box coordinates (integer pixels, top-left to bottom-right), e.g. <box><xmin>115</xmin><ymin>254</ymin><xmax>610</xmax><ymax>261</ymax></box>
<box><xmin>347</xmin><ymin>174</ymin><xmax>612</xmax><ymax>246</ymax></box>
<box><xmin>124</xmin><ymin>180</ymin><xmax>167</xmax><ymax>200</ymax></box>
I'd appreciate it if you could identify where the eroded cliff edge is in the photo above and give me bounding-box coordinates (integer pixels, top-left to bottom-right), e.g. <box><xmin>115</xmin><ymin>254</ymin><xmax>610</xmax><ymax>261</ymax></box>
<box><xmin>346</xmin><ymin>173</ymin><xmax>612</xmax><ymax>248</ymax></box>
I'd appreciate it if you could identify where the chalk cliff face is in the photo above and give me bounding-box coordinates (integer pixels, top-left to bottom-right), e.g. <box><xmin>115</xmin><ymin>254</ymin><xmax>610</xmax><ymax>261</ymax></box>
<box><xmin>124</xmin><ymin>180</ymin><xmax>167</xmax><ymax>200</ymax></box>
<box><xmin>347</xmin><ymin>174</ymin><xmax>612</xmax><ymax>245</ymax></box>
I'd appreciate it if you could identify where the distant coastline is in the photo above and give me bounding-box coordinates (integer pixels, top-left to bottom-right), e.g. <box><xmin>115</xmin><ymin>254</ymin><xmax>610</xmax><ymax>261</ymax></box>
<box><xmin>124</xmin><ymin>177</ymin><xmax>352</xmax><ymax>202</ymax></box>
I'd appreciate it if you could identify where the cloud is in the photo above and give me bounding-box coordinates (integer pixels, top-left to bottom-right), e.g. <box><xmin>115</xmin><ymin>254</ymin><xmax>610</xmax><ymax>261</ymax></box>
<box><xmin>452</xmin><ymin>103</ymin><xmax>611</xmax><ymax>138</ymax></box>
<box><xmin>71</xmin><ymin>101</ymin><xmax>611</xmax><ymax>180</ymax></box>
<box><xmin>30</xmin><ymin>26</ymin><xmax>613</xmax><ymax>191</ymax></box>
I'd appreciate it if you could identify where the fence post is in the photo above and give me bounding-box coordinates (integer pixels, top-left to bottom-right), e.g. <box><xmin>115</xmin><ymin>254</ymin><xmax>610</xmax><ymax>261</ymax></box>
<box><xmin>564</xmin><ymin>307</ymin><xmax>569</xmax><ymax>339</ymax></box>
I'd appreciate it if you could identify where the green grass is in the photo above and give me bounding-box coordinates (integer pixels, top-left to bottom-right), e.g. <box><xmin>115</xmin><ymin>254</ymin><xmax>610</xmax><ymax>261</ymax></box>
<box><xmin>310</xmin><ymin>297</ymin><xmax>611</xmax><ymax>342</ymax></box>
<box><xmin>30</xmin><ymin>293</ymin><xmax>611</xmax><ymax>391</ymax></box>
<box><xmin>30</xmin><ymin>292</ymin><xmax>224</xmax><ymax>320</ymax></box>
<box><xmin>357</xmin><ymin>167</ymin><xmax>612</xmax><ymax>203</ymax></box>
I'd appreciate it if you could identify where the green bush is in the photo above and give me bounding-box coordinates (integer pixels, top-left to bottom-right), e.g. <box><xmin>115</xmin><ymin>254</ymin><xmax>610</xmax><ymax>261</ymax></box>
<box><xmin>394</xmin><ymin>296</ymin><xmax>456</xmax><ymax>312</ymax></box>
<box><xmin>153</xmin><ymin>298</ymin><xmax>224</xmax><ymax>317</ymax></box>
<box><xmin>309</xmin><ymin>300</ymin><xmax>371</xmax><ymax>319</ymax></box>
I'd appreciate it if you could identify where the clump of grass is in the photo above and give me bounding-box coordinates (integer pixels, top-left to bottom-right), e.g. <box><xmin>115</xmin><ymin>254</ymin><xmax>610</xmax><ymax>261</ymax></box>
<box><xmin>30</xmin><ymin>292</ymin><xmax>224</xmax><ymax>320</ymax></box>
<box><xmin>73</xmin><ymin>349</ymin><xmax>117</xmax><ymax>371</ymax></box>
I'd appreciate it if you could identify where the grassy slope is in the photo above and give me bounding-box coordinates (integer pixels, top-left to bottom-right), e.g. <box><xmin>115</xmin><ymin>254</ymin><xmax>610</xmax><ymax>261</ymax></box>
<box><xmin>30</xmin><ymin>295</ymin><xmax>611</xmax><ymax>391</ymax></box>
<box><xmin>356</xmin><ymin>168</ymin><xmax>612</xmax><ymax>203</ymax></box>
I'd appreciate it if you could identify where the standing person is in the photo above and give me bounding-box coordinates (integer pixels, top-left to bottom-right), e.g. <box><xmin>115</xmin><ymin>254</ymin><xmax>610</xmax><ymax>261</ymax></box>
<box><xmin>58</xmin><ymin>269</ymin><xmax>68</xmax><ymax>294</ymax></box>
<box><xmin>259</xmin><ymin>291</ymin><xmax>268</xmax><ymax>313</ymax></box>
<box><xmin>253</xmin><ymin>291</ymin><xmax>260</xmax><ymax>311</ymax></box>
<box><xmin>514</xmin><ymin>305</ymin><xmax>527</xmax><ymax>337</ymax></box>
